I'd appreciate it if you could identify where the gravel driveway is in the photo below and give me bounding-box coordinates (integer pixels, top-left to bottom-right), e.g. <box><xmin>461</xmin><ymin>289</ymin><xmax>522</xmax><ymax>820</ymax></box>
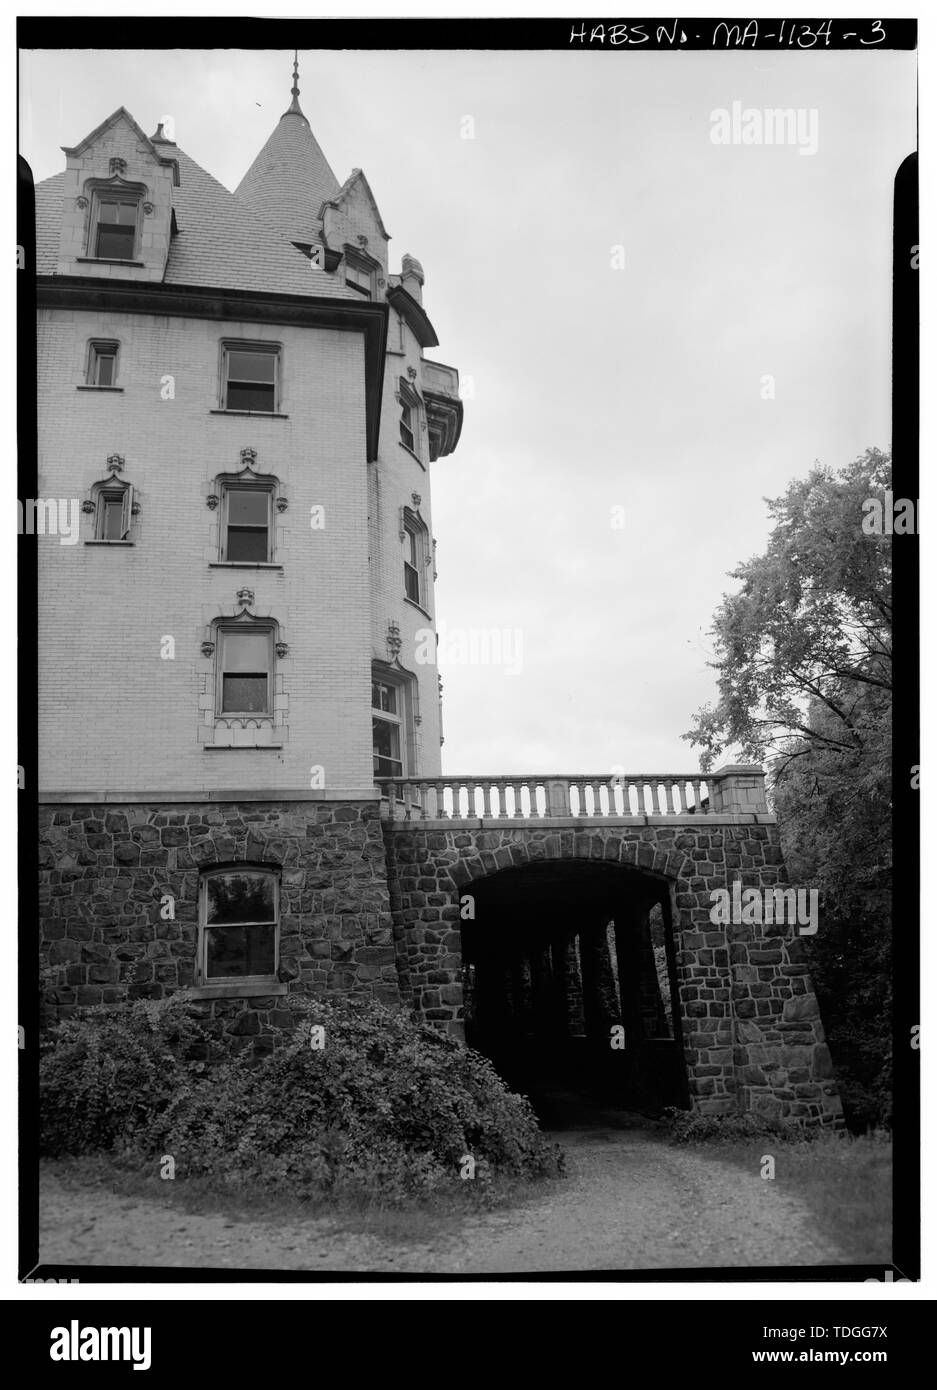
<box><xmin>39</xmin><ymin>1117</ymin><xmax>846</xmax><ymax>1276</ymax></box>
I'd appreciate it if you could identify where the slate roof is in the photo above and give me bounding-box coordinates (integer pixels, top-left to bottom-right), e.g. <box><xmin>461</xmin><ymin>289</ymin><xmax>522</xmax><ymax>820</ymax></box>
<box><xmin>34</xmin><ymin>128</ymin><xmax>357</xmax><ymax>301</ymax></box>
<box><xmin>235</xmin><ymin>109</ymin><xmax>341</xmax><ymax>246</ymax></box>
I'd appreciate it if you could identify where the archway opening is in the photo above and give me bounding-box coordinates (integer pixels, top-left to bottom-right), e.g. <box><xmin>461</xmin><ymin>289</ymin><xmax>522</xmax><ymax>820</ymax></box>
<box><xmin>460</xmin><ymin>860</ymin><xmax>690</xmax><ymax>1125</ymax></box>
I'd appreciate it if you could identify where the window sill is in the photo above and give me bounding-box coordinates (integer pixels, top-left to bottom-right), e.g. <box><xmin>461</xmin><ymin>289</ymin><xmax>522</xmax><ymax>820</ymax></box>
<box><xmin>204</xmin><ymin>743</ymin><xmax>283</xmax><ymax>751</ymax></box>
<box><xmin>184</xmin><ymin>981</ymin><xmax>287</xmax><ymax>1001</ymax></box>
<box><xmin>398</xmin><ymin>441</ymin><xmax>426</xmax><ymax>469</ymax></box>
<box><xmin>210</xmin><ymin>409</ymin><xmax>289</xmax><ymax>419</ymax></box>
<box><xmin>84</xmin><ymin>540</ymin><xmax>134</xmax><ymax>546</ymax></box>
<box><xmin>404</xmin><ymin>596</ymin><xmax>432</xmax><ymax>620</ymax></box>
<box><xmin>75</xmin><ymin>257</ymin><xmax>145</xmax><ymax>267</ymax></box>
<box><xmin>209</xmin><ymin>562</ymin><xmax>283</xmax><ymax>571</ymax></box>
<box><xmin>76</xmin><ymin>385</ymin><xmax>124</xmax><ymax>392</ymax></box>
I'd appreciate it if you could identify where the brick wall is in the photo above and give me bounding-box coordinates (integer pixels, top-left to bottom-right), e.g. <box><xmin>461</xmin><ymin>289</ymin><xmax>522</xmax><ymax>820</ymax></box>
<box><xmin>37</xmin><ymin>309</ymin><xmax>374</xmax><ymax>794</ymax></box>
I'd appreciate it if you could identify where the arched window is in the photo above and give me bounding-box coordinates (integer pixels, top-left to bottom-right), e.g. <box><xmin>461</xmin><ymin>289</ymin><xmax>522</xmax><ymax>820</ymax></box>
<box><xmin>198</xmin><ymin>864</ymin><xmax>279</xmax><ymax>984</ymax></box>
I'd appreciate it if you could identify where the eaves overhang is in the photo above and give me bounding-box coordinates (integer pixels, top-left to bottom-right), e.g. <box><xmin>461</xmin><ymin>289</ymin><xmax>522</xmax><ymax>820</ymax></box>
<box><xmin>385</xmin><ymin>283</ymin><xmax>439</xmax><ymax>349</ymax></box>
<box><xmin>37</xmin><ymin>276</ymin><xmax>389</xmax><ymax>461</ymax></box>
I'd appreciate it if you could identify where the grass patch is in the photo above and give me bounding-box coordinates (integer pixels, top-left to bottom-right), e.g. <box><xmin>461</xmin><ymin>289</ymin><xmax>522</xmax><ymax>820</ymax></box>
<box><xmin>661</xmin><ymin>1110</ymin><xmax>891</xmax><ymax>1263</ymax></box>
<box><xmin>42</xmin><ymin>1151</ymin><xmax>562</xmax><ymax>1248</ymax></box>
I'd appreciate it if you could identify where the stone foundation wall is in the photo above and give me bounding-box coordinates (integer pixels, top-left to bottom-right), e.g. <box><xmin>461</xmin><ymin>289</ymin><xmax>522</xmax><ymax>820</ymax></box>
<box><xmin>37</xmin><ymin>800</ymin><xmax>843</xmax><ymax>1125</ymax></box>
<box><xmin>383</xmin><ymin>820</ymin><xmax>843</xmax><ymax>1127</ymax></box>
<box><xmin>39</xmin><ymin>800</ymin><xmax>400</xmax><ymax>1053</ymax></box>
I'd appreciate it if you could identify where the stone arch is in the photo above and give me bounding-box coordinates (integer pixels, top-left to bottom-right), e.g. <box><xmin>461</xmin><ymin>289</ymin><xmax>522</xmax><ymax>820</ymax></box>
<box><xmin>449</xmin><ymin>853</ymin><xmax>690</xmax><ymax>1114</ymax></box>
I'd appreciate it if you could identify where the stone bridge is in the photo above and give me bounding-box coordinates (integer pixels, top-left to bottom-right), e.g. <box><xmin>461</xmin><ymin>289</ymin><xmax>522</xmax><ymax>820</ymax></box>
<box><xmin>381</xmin><ymin>767</ymin><xmax>842</xmax><ymax>1127</ymax></box>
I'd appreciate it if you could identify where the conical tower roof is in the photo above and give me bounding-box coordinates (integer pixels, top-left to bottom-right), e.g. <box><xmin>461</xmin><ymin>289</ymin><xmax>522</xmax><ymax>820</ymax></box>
<box><xmin>235</xmin><ymin>52</ymin><xmax>340</xmax><ymax>245</ymax></box>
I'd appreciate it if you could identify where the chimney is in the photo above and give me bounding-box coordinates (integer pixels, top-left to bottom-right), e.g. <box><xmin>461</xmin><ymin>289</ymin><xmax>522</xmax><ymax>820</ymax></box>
<box><xmin>400</xmin><ymin>253</ymin><xmax>425</xmax><ymax>304</ymax></box>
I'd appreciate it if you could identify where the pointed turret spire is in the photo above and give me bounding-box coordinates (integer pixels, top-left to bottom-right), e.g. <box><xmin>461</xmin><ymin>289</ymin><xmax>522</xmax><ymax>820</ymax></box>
<box><xmin>236</xmin><ymin>50</ymin><xmax>340</xmax><ymax>243</ymax></box>
<box><xmin>285</xmin><ymin>49</ymin><xmax>304</xmax><ymax>118</ymax></box>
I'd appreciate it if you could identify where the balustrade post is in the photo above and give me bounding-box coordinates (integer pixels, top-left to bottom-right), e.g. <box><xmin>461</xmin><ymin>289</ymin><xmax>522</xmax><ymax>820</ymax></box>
<box><xmin>545</xmin><ymin>778</ymin><xmax>570</xmax><ymax>817</ymax></box>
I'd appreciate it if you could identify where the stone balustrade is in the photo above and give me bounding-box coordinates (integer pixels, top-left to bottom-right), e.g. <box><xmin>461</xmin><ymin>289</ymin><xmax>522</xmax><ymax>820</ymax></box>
<box><xmin>378</xmin><ymin>765</ymin><xmax>769</xmax><ymax>823</ymax></box>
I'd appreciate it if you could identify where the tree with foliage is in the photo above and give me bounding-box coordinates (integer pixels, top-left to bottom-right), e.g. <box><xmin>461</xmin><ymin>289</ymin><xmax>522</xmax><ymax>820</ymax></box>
<box><xmin>685</xmin><ymin>448</ymin><xmax>892</xmax><ymax>1129</ymax></box>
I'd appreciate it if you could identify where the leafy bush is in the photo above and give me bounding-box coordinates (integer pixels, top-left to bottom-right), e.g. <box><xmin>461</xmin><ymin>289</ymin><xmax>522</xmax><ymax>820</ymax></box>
<box><xmin>661</xmin><ymin>1106</ymin><xmax>824</xmax><ymax>1145</ymax></box>
<box><xmin>40</xmin><ymin>997</ymin><xmax>204</xmax><ymax>1157</ymax></box>
<box><xmin>40</xmin><ymin>996</ymin><xmax>563</xmax><ymax>1203</ymax></box>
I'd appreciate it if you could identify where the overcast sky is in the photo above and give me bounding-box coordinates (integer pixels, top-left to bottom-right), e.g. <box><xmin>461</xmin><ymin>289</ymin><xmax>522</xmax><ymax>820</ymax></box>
<box><xmin>20</xmin><ymin>46</ymin><xmax>916</xmax><ymax>777</ymax></box>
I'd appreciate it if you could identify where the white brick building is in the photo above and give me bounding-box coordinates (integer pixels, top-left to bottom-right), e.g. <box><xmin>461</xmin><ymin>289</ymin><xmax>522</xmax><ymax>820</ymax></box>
<box><xmin>37</xmin><ymin>60</ymin><xmax>463</xmax><ymax>1021</ymax></box>
<box><xmin>37</xmin><ymin>64</ymin><xmax>462</xmax><ymax>800</ymax></box>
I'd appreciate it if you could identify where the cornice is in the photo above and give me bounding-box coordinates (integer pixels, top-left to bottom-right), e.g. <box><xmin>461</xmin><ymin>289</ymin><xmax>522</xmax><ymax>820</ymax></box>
<box><xmin>37</xmin><ymin>276</ymin><xmax>389</xmax><ymax>460</ymax></box>
<box><xmin>385</xmin><ymin>283</ymin><xmax>439</xmax><ymax>349</ymax></box>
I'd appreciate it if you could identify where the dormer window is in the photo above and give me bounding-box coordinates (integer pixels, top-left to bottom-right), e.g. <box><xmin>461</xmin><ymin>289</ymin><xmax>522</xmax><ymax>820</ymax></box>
<box><xmin>344</xmin><ymin>250</ymin><xmax>375</xmax><ymax>299</ymax></box>
<box><xmin>91</xmin><ymin>194</ymin><xmax>140</xmax><ymax>260</ymax></box>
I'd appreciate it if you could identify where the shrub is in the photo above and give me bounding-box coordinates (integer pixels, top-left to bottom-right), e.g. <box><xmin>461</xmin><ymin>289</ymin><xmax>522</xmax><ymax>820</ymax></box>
<box><xmin>661</xmin><ymin>1106</ymin><xmax>823</xmax><ymax>1145</ymax></box>
<box><xmin>40</xmin><ymin>996</ymin><xmax>204</xmax><ymax>1157</ymax></box>
<box><xmin>153</xmin><ymin>998</ymin><xmax>563</xmax><ymax>1199</ymax></box>
<box><xmin>40</xmin><ymin>995</ymin><xmax>564</xmax><ymax>1203</ymax></box>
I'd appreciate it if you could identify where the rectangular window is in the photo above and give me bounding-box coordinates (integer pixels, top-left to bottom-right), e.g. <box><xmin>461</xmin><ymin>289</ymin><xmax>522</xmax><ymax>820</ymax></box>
<box><xmin>94</xmin><ymin>485</ymin><xmax>133</xmax><ymax>541</ymax></box>
<box><xmin>223</xmin><ymin>345</ymin><xmax>279</xmax><ymax>413</ymax></box>
<box><xmin>399</xmin><ymin>400</ymin><xmax>415</xmax><ymax>452</ymax></box>
<box><xmin>403</xmin><ymin>517</ymin><xmax>424</xmax><ymax>605</ymax></box>
<box><xmin>222</xmin><ymin>487</ymin><xmax>271</xmax><ymax>563</ymax></box>
<box><xmin>88</xmin><ymin>341</ymin><xmax>118</xmax><ymax>386</ymax></box>
<box><xmin>201</xmin><ymin>869</ymin><xmax>278</xmax><ymax>981</ymax></box>
<box><xmin>219</xmin><ymin>628</ymin><xmax>272</xmax><ymax>714</ymax></box>
<box><xmin>94</xmin><ymin>198</ymin><xmax>139</xmax><ymax>259</ymax></box>
<box><xmin>344</xmin><ymin>253</ymin><xmax>374</xmax><ymax>298</ymax></box>
<box><xmin>372</xmin><ymin>679</ymin><xmax>404</xmax><ymax>778</ymax></box>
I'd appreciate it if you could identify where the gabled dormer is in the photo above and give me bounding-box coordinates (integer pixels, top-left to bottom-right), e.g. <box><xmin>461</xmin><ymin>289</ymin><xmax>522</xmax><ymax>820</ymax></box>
<box><xmin>320</xmin><ymin>169</ymin><xmax>391</xmax><ymax>295</ymax></box>
<box><xmin>57</xmin><ymin>107</ymin><xmax>179</xmax><ymax>282</ymax></box>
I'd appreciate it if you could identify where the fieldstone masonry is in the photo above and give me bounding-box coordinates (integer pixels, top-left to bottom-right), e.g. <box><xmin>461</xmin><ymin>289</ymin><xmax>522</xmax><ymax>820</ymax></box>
<box><xmin>39</xmin><ymin>768</ymin><xmax>843</xmax><ymax>1126</ymax></box>
<box><xmin>39</xmin><ymin>801</ymin><xmax>399</xmax><ymax>1054</ymax></box>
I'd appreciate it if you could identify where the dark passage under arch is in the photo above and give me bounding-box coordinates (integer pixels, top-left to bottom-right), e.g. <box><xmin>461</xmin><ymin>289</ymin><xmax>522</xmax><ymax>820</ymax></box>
<box><xmin>460</xmin><ymin>861</ymin><xmax>690</xmax><ymax>1122</ymax></box>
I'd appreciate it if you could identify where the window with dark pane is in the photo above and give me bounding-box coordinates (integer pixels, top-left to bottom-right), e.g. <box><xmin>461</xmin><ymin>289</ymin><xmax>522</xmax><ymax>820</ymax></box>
<box><xmin>88</xmin><ymin>341</ymin><xmax>118</xmax><ymax>386</ymax></box>
<box><xmin>94</xmin><ymin>198</ymin><xmax>138</xmax><ymax>259</ymax></box>
<box><xmin>372</xmin><ymin>717</ymin><xmax>402</xmax><ymax>778</ymax></box>
<box><xmin>203</xmin><ymin>869</ymin><xmax>277</xmax><ymax>980</ymax></box>
<box><xmin>95</xmin><ymin>489</ymin><xmax>126</xmax><ymax>541</ymax></box>
<box><xmin>372</xmin><ymin>679</ymin><xmax>403</xmax><ymax>777</ymax></box>
<box><xmin>345</xmin><ymin>263</ymin><xmax>372</xmax><ymax>297</ymax></box>
<box><xmin>399</xmin><ymin>399</ymin><xmax>415</xmax><ymax>451</ymax></box>
<box><xmin>372</xmin><ymin>681</ymin><xmax>397</xmax><ymax>714</ymax></box>
<box><xmin>404</xmin><ymin>518</ymin><xmax>422</xmax><ymax>604</ymax></box>
<box><xmin>223</xmin><ymin>487</ymin><xmax>270</xmax><ymax>562</ymax></box>
<box><xmin>220</xmin><ymin>629</ymin><xmax>271</xmax><ymax>713</ymax></box>
<box><xmin>224</xmin><ymin>346</ymin><xmax>278</xmax><ymax>412</ymax></box>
